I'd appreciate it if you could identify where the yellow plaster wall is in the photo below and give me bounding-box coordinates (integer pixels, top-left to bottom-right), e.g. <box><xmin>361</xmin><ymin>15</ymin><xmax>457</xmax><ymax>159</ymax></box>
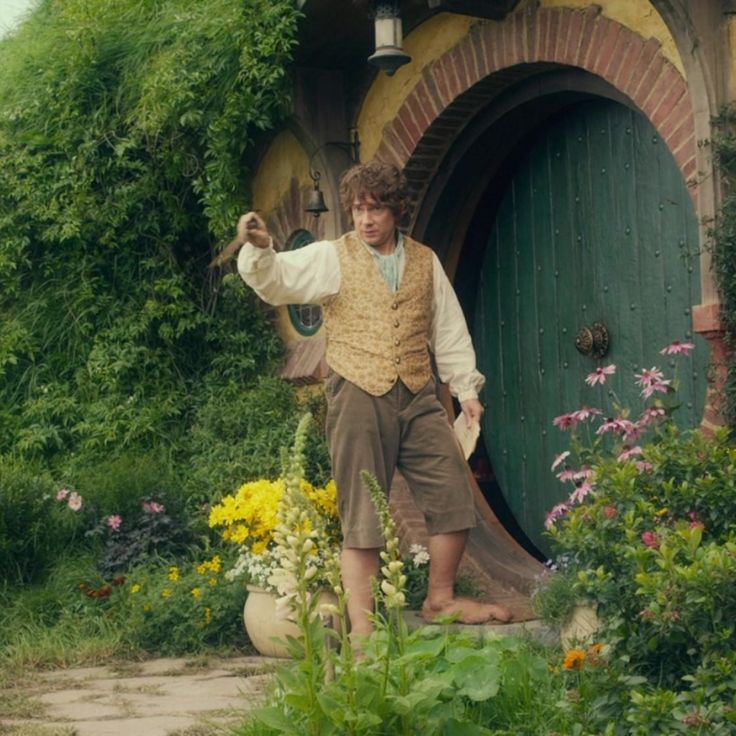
<box><xmin>251</xmin><ymin>129</ymin><xmax>311</xmax><ymax>217</ymax></box>
<box><xmin>357</xmin><ymin>2</ymin><xmax>683</xmax><ymax>162</ymax></box>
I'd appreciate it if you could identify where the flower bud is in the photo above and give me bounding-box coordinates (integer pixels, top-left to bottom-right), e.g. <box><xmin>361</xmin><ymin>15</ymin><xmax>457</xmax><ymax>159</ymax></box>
<box><xmin>381</xmin><ymin>580</ymin><xmax>396</xmax><ymax>596</ymax></box>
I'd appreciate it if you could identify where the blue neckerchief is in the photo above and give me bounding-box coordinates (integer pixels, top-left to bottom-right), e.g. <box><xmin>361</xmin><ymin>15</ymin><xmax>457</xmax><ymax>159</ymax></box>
<box><xmin>369</xmin><ymin>232</ymin><xmax>405</xmax><ymax>294</ymax></box>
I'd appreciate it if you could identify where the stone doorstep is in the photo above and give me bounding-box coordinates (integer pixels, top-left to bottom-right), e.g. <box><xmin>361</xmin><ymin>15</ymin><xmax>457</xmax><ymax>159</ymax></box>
<box><xmin>403</xmin><ymin>610</ymin><xmax>558</xmax><ymax>646</ymax></box>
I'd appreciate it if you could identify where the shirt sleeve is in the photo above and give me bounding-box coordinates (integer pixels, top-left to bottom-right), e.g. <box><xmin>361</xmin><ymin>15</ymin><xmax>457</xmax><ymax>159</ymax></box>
<box><xmin>237</xmin><ymin>239</ymin><xmax>340</xmax><ymax>306</ymax></box>
<box><xmin>429</xmin><ymin>254</ymin><xmax>486</xmax><ymax>402</ymax></box>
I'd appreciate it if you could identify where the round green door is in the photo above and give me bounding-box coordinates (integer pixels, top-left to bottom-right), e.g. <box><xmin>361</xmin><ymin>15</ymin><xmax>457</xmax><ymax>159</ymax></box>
<box><xmin>474</xmin><ymin>99</ymin><xmax>707</xmax><ymax>555</ymax></box>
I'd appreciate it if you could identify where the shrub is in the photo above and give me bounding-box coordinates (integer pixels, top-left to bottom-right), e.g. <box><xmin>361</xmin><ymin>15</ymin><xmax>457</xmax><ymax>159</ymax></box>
<box><xmin>0</xmin><ymin>457</ymin><xmax>86</xmax><ymax>584</ymax></box>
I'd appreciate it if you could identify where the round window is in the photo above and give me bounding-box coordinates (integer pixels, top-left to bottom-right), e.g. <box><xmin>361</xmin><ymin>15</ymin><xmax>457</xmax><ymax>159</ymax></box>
<box><xmin>286</xmin><ymin>229</ymin><xmax>322</xmax><ymax>337</ymax></box>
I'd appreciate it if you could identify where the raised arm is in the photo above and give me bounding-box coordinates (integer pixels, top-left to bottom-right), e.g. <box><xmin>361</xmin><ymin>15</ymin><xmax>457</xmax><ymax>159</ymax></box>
<box><xmin>234</xmin><ymin>211</ymin><xmax>340</xmax><ymax>306</ymax></box>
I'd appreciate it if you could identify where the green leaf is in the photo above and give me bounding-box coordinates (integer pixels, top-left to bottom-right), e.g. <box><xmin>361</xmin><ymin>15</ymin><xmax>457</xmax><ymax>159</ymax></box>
<box><xmin>254</xmin><ymin>706</ymin><xmax>298</xmax><ymax>732</ymax></box>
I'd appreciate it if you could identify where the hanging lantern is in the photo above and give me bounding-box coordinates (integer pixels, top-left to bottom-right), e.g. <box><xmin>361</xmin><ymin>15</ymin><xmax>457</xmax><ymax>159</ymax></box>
<box><xmin>367</xmin><ymin>1</ymin><xmax>411</xmax><ymax>76</ymax></box>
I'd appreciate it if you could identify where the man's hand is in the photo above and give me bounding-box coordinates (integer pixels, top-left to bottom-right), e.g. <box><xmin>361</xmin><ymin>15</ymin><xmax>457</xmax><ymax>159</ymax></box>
<box><xmin>460</xmin><ymin>398</ymin><xmax>484</xmax><ymax>429</ymax></box>
<box><xmin>237</xmin><ymin>211</ymin><xmax>270</xmax><ymax>249</ymax></box>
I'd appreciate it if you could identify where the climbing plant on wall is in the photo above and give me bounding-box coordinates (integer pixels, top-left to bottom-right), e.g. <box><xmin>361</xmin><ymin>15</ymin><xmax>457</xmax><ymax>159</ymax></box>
<box><xmin>711</xmin><ymin>106</ymin><xmax>736</xmax><ymax>430</ymax></box>
<box><xmin>0</xmin><ymin>0</ymin><xmax>303</xmax><ymax>474</ymax></box>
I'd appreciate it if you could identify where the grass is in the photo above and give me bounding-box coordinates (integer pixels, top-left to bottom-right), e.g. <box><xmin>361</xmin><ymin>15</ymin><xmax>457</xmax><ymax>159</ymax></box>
<box><xmin>0</xmin><ymin>726</ymin><xmax>77</xmax><ymax>736</ymax></box>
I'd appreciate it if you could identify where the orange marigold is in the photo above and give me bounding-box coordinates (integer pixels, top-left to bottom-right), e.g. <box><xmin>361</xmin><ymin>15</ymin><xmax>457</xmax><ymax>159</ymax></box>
<box><xmin>563</xmin><ymin>649</ymin><xmax>586</xmax><ymax>670</ymax></box>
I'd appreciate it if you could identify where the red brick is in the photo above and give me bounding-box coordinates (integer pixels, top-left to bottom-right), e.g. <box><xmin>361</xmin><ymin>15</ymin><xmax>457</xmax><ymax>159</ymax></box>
<box><xmin>613</xmin><ymin>38</ymin><xmax>660</xmax><ymax>90</ymax></box>
<box><xmin>601</xmin><ymin>26</ymin><xmax>632</xmax><ymax>83</ymax></box>
<box><xmin>495</xmin><ymin>18</ymin><xmax>510</xmax><ymax>69</ymax></box>
<box><xmin>543</xmin><ymin>8</ymin><xmax>560</xmax><ymax>60</ymax></box>
<box><xmin>384</xmin><ymin>125</ymin><xmax>412</xmax><ymax>163</ymax></box>
<box><xmin>658</xmin><ymin>93</ymin><xmax>693</xmax><ymax>141</ymax></box>
<box><xmin>431</xmin><ymin>59</ymin><xmax>454</xmax><ymax>107</ymax></box>
<box><xmin>563</xmin><ymin>10</ymin><xmax>584</xmax><ymax>66</ymax></box>
<box><xmin>646</xmin><ymin>64</ymin><xmax>680</xmax><ymax>108</ymax></box>
<box><xmin>665</xmin><ymin>121</ymin><xmax>694</xmax><ymax>158</ymax></box>
<box><xmin>583</xmin><ymin>16</ymin><xmax>607</xmax><ymax>68</ymax></box>
<box><xmin>477</xmin><ymin>22</ymin><xmax>498</xmax><ymax>74</ymax></box>
<box><xmin>590</xmin><ymin>22</ymin><xmax>621</xmax><ymax>77</ymax></box>
<box><xmin>673</xmin><ymin>134</ymin><xmax>696</xmax><ymax>163</ymax></box>
<box><xmin>651</xmin><ymin>83</ymin><xmax>686</xmax><ymax>132</ymax></box>
<box><xmin>511</xmin><ymin>10</ymin><xmax>527</xmax><ymax>64</ymax></box>
<box><xmin>629</xmin><ymin>56</ymin><xmax>666</xmax><ymax>109</ymax></box>
<box><xmin>680</xmin><ymin>156</ymin><xmax>697</xmax><ymax>181</ymax></box>
<box><xmin>374</xmin><ymin>138</ymin><xmax>404</xmax><ymax>169</ymax></box>
<box><xmin>421</xmin><ymin>73</ymin><xmax>447</xmax><ymax>119</ymax></box>
<box><xmin>416</xmin><ymin>76</ymin><xmax>442</xmax><ymax>122</ymax></box>
<box><xmin>574</xmin><ymin>6</ymin><xmax>602</xmax><ymax>67</ymax></box>
<box><xmin>459</xmin><ymin>35</ymin><xmax>480</xmax><ymax>87</ymax></box>
<box><xmin>533</xmin><ymin>9</ymin><xmax>548</xmax><ymax>60</ymax></box>
<box><xmin>554</xmin><ymin>8</ymin><xmax>573</xmax><ymax>62</ymax></box>
<box><xmin>614</xmin><ymin>36</ymin><xmax>647</xmax><ymax>90</ymax></box>
<box><xmin>436</xmin><ymin>52</ymin><xmax>462</xmax><ymax>100</ymax></box>
<box><xmin>393</xmin><ymin>110</ymin><xmax>420</xmax><ymax>155</ymax></box>
<box><xmin>406</xmin><ymin>89</ymin><xmax>431</xmax><ymax>132</ymax></box>
<box><xmin>470</xmin><ymin>23</ymin><xmax>492</xmax><ymax>78</ymax></box>
<box><xmin>449</xmin><ymin>45</ymin><xmax>470</xmax><ymax>93</ymax></box>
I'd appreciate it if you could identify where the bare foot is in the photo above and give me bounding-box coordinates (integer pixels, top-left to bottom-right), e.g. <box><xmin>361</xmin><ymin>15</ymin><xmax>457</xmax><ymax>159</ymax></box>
<box><xmin>421</xmin><ymin>597</ymin><xmax>512</xmax><ymax>625</ymax></box>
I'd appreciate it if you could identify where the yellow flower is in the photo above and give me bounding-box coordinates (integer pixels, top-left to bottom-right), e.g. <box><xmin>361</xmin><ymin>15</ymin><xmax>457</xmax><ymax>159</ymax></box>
<box><xmin>131</xmin><ymin>584</ymin><xmax>141</xmax><ymax>594</ymax></box>
<box><xmin>196</xmin><ymin>563</ymin><xmax>207</xmax><ymax>575</ymax></box>
<box><xmin>143</xmin><ymin>603</ymin><xmax>152</xmax><ymax>612</ymax></box>
<box><xmin>204</xmin><ymin>607</ymin><xmax>212</xmax><ymax>625</ymax></box>
<box><xmin>208</xmin><ymin>555</ymin><xmax>222</xmax><ymax>573</ymax></box>
<box><xmin>161</xmin><ymin>588</ymin><xmax>172</xmax><ymax>599</ymax></box>
<box><xmin>191</xmin><ymin>587</ymin><xmax>202</xmax><ymax>599</ymax></box>
<box><xmin>655</xmin><ymin>507</ymin><xmax>669</xmax><ymax>517</ymax></box>
<box><xmin>168</xmin><ymin>566</ymin><xmax>180</xmax><ymax>582</ymax></box>
<box><xmin>563</xmin><ymin>649</ymin><xmax>586</xmax><ymax>670</ymax></box>
<box><xmin>208</xmin><ymin>577</ymin><xmax>218</xmax><ymax>587</ymax></box>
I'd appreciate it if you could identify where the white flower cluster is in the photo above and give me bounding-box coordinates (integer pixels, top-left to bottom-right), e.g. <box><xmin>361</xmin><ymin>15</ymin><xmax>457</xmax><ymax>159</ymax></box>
<box><xmin>409</xmin><ymin>543</ymin><xmax>430</xmax><ymax>567</ymax></box>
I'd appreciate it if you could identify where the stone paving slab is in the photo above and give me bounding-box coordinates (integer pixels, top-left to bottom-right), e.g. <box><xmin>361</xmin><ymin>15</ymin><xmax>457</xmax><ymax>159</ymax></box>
<box><xmin>1</xmin><ymin>656</ymin><xmax>276</xmax><ymax>736</ymax></box>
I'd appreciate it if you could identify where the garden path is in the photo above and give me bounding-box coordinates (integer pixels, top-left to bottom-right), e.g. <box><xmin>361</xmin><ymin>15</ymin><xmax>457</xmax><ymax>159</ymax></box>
<box><xmin>2</xmin><ymin>622</ymin><xmax>553</xmax><ymax>736</ymax></box>
<box><xmin>1</xmin><ymin>655</ymin><xmax>275</xmax><ymax>736</ymax></box>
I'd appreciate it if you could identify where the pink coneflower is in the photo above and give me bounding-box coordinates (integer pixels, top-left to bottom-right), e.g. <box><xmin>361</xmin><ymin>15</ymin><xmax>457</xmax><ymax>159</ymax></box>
<box><xmin>56</xmin><ymin>488</ymin><xmax>70</xmax><ymax>501</ymax></box>
<box><xmin>556</xmin><ymin>468</ymin><xmax>577</xmax><ymax>482</ymax></box>
<box><xmin>569</xmin><ymin>480</ymin><xmax>594</xmax><ymax>504</ymax></box>
<box><xmin>551</xmin><ymin>451</ymin><xmax>570</xmax><ymax>471</ymax></box>
<box><xmin>573</xmin><ymin>467</ymin><xmax>593</xmax><ymax>482</ymax></box>
<box><xmin>545</xmin><ymin>502</ymin><xmax>570</xmax><ymax>529</ymax></box>
<box><xmin>639</xmin><ymin>406</ymin><xmax>666</xmax><ymax>427</ymax></box>
<box><xmin>641</xmin><ymin>530</ymin><xmax>659</xmax><ymax>549</ymax></box>
<box><xmin>569</xmin><ymin>407</ymin><xmax>603</xmax><ymax>422</ymax></box>
<box><xmin>635</xmin><ymin>367</ymin><xmax>671</xmax><ymax>399</ymax></box>
<box><xmin>660</xmin><ymin>340</ymin><xmax>695</xmax><ymax>356</ymax></box>
<box><xmin>143</xmin><ymin>501</ymin><xmax>165</xmax><ymax>514</ymax></box>
<box><xmin>552</xmin><ymin>412</ymin><xmax>578</xmax><ymax>431</ymax></box>
<box><xmin>596</xmin><ymin>417</ymin><xmax>636</xmax><ymax>437</ymax></box>
<box><xmin>67</xmin><ymin>492</ymin><xmax>83</xmax><ymax>511</ymax></box>
<box><xmin>635</xmin><ymin>460</ymin><xmax>654</xmax><ymax>474</ymax></box>
<box><xmin>603</xmin><ymin>505</ymin><xmax>617</xmax><ymax>519</ymax></box>
<box><xmin>106</xmin><ymin>514</ymin><xmax>123</xmax><ymax>532</ymax></box>
<box><xmin>617</xmin><ymin>446</ymin><xmax>643</xmax><ymax>462</ymax></box>
<box><xmin>585</xmin><ymin>364</ymin><xmax>616</xmax><ymax>387</ymax></box>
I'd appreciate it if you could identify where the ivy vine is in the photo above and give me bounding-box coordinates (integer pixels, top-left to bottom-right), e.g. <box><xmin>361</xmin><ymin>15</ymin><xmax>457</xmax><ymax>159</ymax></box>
<box><xmin>0</xmin><ymin>0</ymin><xmax>304</xmax><ymax>478</ymax></box>
<box><xmin>710</xmin><ymin>106</ymin><xmax>736</xmax><ymax>430</ymax></box>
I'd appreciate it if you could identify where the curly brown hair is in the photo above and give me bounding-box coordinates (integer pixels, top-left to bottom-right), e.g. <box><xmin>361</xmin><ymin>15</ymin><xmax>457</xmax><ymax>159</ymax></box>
<box><xmin>339</xmin><ymin>162</ymin><xmax>410</xmax><ymax>223</ymax></box>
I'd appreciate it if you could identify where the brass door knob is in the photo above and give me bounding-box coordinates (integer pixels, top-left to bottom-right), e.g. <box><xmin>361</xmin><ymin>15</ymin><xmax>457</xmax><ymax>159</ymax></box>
<box><xmin>575</xmin><ymin>322</ymin><xmax>610</xmax><ymax>359</ymax></box>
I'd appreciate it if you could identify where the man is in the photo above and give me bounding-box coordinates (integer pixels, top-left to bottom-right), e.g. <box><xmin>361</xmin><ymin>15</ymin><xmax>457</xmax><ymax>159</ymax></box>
<box><xmin>236</xmin><ymin>161</ymin><xmax>511</xmax><ymax>638</ymax></box>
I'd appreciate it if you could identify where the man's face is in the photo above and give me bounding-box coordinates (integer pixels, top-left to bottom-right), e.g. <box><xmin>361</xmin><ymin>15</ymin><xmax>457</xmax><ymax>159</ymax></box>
<box><xmin>351</xmin><ymin>195</ymin><xmax>398</xmax><ymax>252</ymax></box>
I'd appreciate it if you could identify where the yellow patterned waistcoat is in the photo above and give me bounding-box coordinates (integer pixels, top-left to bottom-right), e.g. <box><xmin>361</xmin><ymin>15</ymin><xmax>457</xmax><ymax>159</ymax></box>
<box><xmin>322</xmin><ymin>231</ymin><xmax>434</xmax><ymax>396</ymax></box>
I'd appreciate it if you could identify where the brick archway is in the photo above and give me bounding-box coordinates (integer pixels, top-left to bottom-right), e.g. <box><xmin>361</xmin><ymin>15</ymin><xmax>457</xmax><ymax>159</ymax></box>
<box><xmin>375</xmin><ymin>6</ymin><xmax>698</xmax><ymax>210</ymax></box>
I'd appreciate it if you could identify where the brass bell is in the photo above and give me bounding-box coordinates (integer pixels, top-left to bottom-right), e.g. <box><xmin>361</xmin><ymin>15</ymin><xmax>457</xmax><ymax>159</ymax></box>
<box><xmin>305</xmin><ymin>181</ymin><xmax>328</xmax><ymax>217</ymax></box>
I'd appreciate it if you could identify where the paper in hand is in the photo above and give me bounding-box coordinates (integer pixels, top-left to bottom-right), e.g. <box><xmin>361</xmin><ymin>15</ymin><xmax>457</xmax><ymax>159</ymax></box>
<box><xmin>453</xmin><ymin>414</ymin><xmax>480</xmax><ymax>460</ymax></box>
